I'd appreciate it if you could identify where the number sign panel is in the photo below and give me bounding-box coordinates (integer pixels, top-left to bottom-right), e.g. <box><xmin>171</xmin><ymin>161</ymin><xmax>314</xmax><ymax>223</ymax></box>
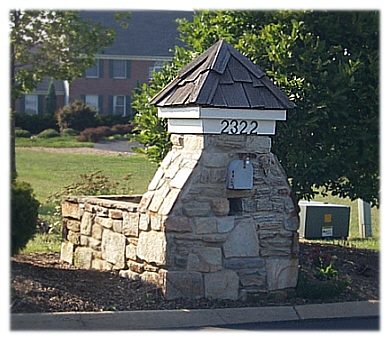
<box><xmin>167</xmin><ymin>118</ymin><xmax>276</xmax><ymax>135</ymax></box>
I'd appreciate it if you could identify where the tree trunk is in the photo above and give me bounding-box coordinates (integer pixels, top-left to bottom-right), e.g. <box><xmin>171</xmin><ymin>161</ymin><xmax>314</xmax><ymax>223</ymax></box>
<box><xmin>10</xmin><ymin>10</ymin><xmax>19</xmax><ymax>181</ymax></box>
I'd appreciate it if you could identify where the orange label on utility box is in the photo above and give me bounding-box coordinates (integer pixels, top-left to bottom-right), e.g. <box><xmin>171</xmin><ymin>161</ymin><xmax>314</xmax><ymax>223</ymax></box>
<box><xmin>324</xmin><ymin>214</ymin><xmax>332</xmax><ymax>223</ymax></box>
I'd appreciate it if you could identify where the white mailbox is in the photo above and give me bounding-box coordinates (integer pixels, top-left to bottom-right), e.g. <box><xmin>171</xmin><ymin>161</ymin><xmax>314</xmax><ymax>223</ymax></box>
<box><xmin>227</xmin><ymin>159</ymin><xmax>254</xmax><ymax>190</ymax></box>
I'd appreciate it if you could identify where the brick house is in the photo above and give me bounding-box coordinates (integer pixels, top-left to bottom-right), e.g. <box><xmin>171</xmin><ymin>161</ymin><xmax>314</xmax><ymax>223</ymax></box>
<box><xmin>15</xmin><ymin>10</ymin><xmax>193</xmax><ymax>118</ymax></box>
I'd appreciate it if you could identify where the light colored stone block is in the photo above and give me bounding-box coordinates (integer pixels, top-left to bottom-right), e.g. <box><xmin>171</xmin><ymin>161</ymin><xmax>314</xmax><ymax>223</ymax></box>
<box><xmin>187</xmin><ymin>247</ymin><xmax>222</xmax><ymax>272</ymax></box>
<box><xmin>183</xmin><ymin>201</ymin><xmax>211</xmax><ymax>217</ymax></box>
<box><xmin>211</xmin><ymin>198</ymin><xmax>230</xmax><ymax>216</ymax></box>
<box><xmin>91</xmin><ymin>223</ymin><xmax>103</xmax><ymax>240</ymax></box>
<box><xmin>95</xmin><ymin>217</ymin><xmax>112</xmax><ymax>229</ymax></box>
<box><xmin>148</xmin><ymin>168</ymin><xmax>165</xmax><ymax>191</ymax></box>
<box><xmin>223</xmin><ymin>218</ymin><xmax>259</xmax><ymax>258</ymax></box>
<box><xmin>109</xmin><ymin>209</ymin><xmax>123</xmax><ymax>219</ymax></box>
<box><xmin>193</xmin><ymin>217</ymin><xmax>217</xmax><ymax>234</ymax></box>
<box><xmin>62</xmin><ymin>201</ymin><xmax>81</xmax><ymax>219</ymax></box>
<box><xmin>112</xmin><ymin>220</ymin><xmax>123</xmax><ymax>233</ymax></box>
<box><xmin>101</xmin><ymin>229</ymin><xmax>126</xmax><ymax>268</ymax></box>
<box><xmin>159</xmin><ymin>188</ymin><xmax>180</xmax><ymax>216</ymax></box>
<box><xmin>266</xmin><ymin>257</ymin><xmax>299</xmax><ymax>291</ymax></box>
<box><xmin>170</xmin><ymin>167</ymin><xmax>193</xmax><ymax>189</ymax></box>
<box><xmin>204</xmin><ymin>270</ymin><xmax>239</xmax><ymax>300</ymax></box>
<box><xmin>60</xmin><ymin>241</ymin><xmax>74</xmax><ymax>264</ymax></box>
<box><xmin>138</xmin><ymin>214</ymin><xmax>150</xmax><ymax>231</ymax></box>
<box><xmin>122</xmin><ymin>212</ymin><xmax>139</xmax><ymax>237</ymax></box>
<box><xmin>126</xmin><ymin>243</ymin><xmax>137</xmax><ymax>260</ymax></box>
<box><xmin>67</xmin><ymin>230</ymin><xmax>80</xmax><ymax>245</ymax></box>
<box><xmin>74</xmin><ymin>247</ymin><xmax>92</xmax><ymax>269</ymax></box>
<box><xmin>217</xmin><ymin>216</ymin><xmax>235</xmax><ymax>233</ymax></box>
<box><xmin>150</xmin><ymin>215</ymin><xmax>162</xmax><ymax>231</ymax></box>
<box><xmin>80</xmin><ymin>212</ymin><xmax>93</xmax><ymax>235</ymax></box>
<box><xmin>140</xmin><ymin>271</ymin><xmax>160</xmax><ymax>285</ymax></box>
<box><xmin>137</xmin><ymin>231</ymin><xmax>166</xmax><ymax>265</ymax></box>
<box><xmin>162</xmin><ymin>270</ymin><xmax>204</xmax><ymax>300</ymax></box>
<box><xmin>66</xmin><ymin>219</ymin><xmax>80</xmax><ymax>232</ymax></box>
<box><xmin>162</xmin><ymin>215</ymin><xmax>193</xmax><ymax>232</ymax></box>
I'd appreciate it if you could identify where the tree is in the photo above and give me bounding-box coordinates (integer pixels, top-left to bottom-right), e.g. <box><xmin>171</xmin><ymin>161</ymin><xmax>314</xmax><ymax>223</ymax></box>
<box><xmin>132</xmin><ymin>10</ymin><xmax>379</xmax><ymax>206</ymax></box>
<box><xmin>45</xmin><ymin>81</ymin><xmax>57</xmax><ymax>115</ymax></box>
<box><xmin>10</xmin><ymin>10</ymin><xmax>115</xmax><ymax>178</ymax></box>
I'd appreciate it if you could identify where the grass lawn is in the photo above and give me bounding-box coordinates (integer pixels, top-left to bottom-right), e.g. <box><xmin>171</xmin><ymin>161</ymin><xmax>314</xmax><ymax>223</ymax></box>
<box><xmin>16</xmin><ymin>136</ymin><xmax>94</xmax><ymax>148</ymax></box>
<box><xmin>16</xmin><ymin>149</ymin><xmax>157</xmax><ymax>201</ymax></box>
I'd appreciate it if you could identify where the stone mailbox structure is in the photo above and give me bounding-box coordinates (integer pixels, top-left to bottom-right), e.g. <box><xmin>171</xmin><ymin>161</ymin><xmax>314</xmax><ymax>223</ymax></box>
<box><xmin>61</xmin><ymin>40</ymin><xmax>300</xmax><ymax>300</ymax></box>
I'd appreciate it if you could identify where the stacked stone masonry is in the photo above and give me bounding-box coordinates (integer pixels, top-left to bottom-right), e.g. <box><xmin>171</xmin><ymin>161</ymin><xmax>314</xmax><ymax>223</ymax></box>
<box><xmin>61</xmin><ymin>134</ymin><xmax>299</xmax><ymax>300</ymax></box>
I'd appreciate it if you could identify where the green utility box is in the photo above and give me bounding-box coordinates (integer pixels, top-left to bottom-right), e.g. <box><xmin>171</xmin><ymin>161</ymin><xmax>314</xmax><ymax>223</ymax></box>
<box><xmin>298</xmin><ymin>201</ymin><xmax>350</xmax><ymax>239</ymax></box>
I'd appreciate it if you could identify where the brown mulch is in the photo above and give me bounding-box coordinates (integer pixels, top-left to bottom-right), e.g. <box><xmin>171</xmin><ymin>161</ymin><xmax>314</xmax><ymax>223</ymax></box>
<box><xmin>10</xmin><ymin>242</ymin><xmax>379</xmax><ymax>314</ymax></box>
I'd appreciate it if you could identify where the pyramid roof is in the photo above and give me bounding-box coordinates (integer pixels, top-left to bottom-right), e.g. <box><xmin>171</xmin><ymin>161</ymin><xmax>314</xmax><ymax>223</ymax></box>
<box><xmin>151</xmin><ymin>40</ymin><xmax>295</xmax><ymax>110</ymax></box>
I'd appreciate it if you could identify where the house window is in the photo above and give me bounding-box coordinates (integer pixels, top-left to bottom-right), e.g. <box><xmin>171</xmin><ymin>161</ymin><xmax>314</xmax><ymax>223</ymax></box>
<box><xmin>85</xmin><ymin>60</ymin><xmax>99</xmax><ymax>78</ymax></box>
<box><xmin>113</xmin><ymin>95</ymin><xmax>126</xmax><ymax>115</ymax></box>
<box><xmin>148</xmin><ymin>61</ymin><xmax>164</xmax><ymax>80</ymax></box>
<box><xmin>85</xmin><ymin>95</ymin><xmax>99</xmax><ymax>112</ymax></box>
<box><xmin>25</xmin><ymin>94</ymin><xmax>38</xmax><ymax>115</ymax></box>
<box><xmin>112</xmin><ymin>60</ymin><xmax>127</xmax><ymax>79</ymax></box>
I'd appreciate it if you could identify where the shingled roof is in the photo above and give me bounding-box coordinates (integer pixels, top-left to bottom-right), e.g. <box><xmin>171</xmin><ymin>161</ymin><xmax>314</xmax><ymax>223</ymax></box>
<box><xmin>151</xmin><ymin>40</ymin><xmax>295</xmax><ymax>109</ymax></box>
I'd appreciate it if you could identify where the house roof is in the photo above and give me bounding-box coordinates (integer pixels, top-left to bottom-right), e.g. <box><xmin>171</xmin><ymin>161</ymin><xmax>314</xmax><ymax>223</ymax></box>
<box><xmin>80</xmin><ymin>10</ymin><xmax>193</xmax><ymax>58</ymax></box>
<box><xmin>151</xmin><ymin>40</ymin><xmax>295</xmax><ymax>109</ymax></box>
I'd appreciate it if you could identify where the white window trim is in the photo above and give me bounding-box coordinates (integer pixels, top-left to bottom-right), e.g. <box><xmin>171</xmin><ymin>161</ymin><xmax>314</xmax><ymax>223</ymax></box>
<box><xmin>113</xmin><ymin>95</ymin><xmax>126</xmax><ymax>116</ymax></box>
<box><xmin>25</xmin><ymin>94</ymin><xmax>38</xmax><ymax>115</ymax></box>
<box><xmin>112</xmin><ymin>60</ymin><xmax>127</xmax><ymax>79</ymax></box>
<box><xmin>85</xmin><ymin>61</ymin><xmax>99</xmax><ymax>79</ymax></box>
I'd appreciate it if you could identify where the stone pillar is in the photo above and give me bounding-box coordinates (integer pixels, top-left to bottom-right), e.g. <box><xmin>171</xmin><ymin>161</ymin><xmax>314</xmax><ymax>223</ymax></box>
<box><xmin>136</xmin><ymin>134</ymin><xmax>299</xmax><ymax>300</ymax></box>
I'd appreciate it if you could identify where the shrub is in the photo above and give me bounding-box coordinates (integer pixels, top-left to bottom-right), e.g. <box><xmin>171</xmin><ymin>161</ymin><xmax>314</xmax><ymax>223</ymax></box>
<box><xmin>56</xmin><ymin>100</ymin><xmax>99</xmax><ymax>132</ymax></box>
<box><xmin>14</xmin><ymin>112</ymin><xmax>57</xmax><ymax>134</ymax></box>
<box><xmin>97</xmin><ymin>114</ymin><xmax>130</xmax><ymax>126</ymax></box>
<box><xmin>37</xmin><ymin>128</ymin><xmax>60</xmax><ymax>138</ymax></box>
<box><xmin>11</xmin><ymin>181</ymin><xmax>40</xmax><ymax>255</ymax></box>
<box><xmin>61</xmin><ymin>128</ymin><xmax>79</xmax><ymax>137</ymax></box>
<box><xmin>15</xmin><ymin>128</ymin><xmax>31</xmax><ymax>138</ymax></box>
<box><xmin>110</xmin><ymin>124</ymin><xmax>134</xmax><ymax>135</ymax></box>
<box><xmin>78</xmin><ymin>126</ymin><xmax>112</xmax><ymax>142</ymax></box>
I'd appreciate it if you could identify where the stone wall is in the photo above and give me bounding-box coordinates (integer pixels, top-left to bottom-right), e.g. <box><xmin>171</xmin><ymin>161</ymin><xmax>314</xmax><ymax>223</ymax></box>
<box><xmin>61</xmin><ymin>134</ymin><xmax>299</xmax><ymax>300</ymax></box>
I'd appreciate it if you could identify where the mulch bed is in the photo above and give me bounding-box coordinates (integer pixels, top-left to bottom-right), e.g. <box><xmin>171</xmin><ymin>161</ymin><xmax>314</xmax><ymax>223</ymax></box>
<box><xmin>11</xmin><ymin>241</ymin><xmax>379</xmax><ymax>314</ymax></box>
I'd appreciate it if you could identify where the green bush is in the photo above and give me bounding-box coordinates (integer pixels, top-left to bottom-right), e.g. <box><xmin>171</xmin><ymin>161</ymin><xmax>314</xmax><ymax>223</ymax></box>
<box><xmin>61</xmin><ymin>128</ymin><xmax>79</xmax><ymax>136</ymax></box>
<box><xmin>14</xmin><ymin>112</ymin><xmax>57</xmax><ymax>134</ymax></box>
<box><xmin>296</xmin><ymin>272</ymin><xmax>349</xmax><ymax>300</ymax></box>
<box><xmin>56</xmin><ymin>100</ymin><xmax>99</xmax><ymax>132</ymax></box>
<box><xmin>37</xmin><ymin>128</ymin><xmax>60</xmax><ymax>138</ymax></box>
<box><xmin>15</xmin><ymin>128</ymin><xmax>31</xmax><ymax>138</ymax></box>
<box><xmin>11</xmin><ymin>181</ymin><xmax>40</xmax><ymax>255</ymax></box>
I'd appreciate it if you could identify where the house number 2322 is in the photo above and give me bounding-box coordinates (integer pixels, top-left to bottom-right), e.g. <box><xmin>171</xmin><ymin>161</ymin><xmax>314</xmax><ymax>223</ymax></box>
<box><xmin>220</xmin><ymin>119</ymin><xmax>259</xmax><ymax>135</ymax></box>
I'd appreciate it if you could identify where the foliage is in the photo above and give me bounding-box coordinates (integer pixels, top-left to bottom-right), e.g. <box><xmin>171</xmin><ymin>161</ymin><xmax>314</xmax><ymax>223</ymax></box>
<box><xmin>308</xmin><ymin>245</ymin><xmax>339</xmax><ymax>280</ymax></box>
<box><xmin>56</xmin><ymin>100</ymin><xmax>99</xmax><ymax>132</ymax></box>
<box><xmin>16</xmin><ymin>136</ymin><xmax>93</xmax><ymax>148</ymax></box>
<box><xmin>15</xmin><ymin>128</ymin><xmax>31</xmax><ymax>138</ymax></box>
<box><xmin>296</xmin><ymin>271</ymin><xmax>349</xmax><ymax>299</ymax></box>
<box><xmin>45</xmin><ymin>81</ymin><xmax>57</xmax><ymax>115</ymax></box>
<box><xmin>11</xmin><ymin>180</ymin><xmax>40</xmax><ymax>255</ymax></box>
<box><xmin>37</xmin><ymin>128</ymin><xmax>60</xmax><ymax>139</ymax></box>
<box><xmin>97</xmin><ymin>114</ymin><xmax>131</xmax><ymax>127</ymax></box>
<box><xmin>78</xmin><ymin>126</ymin><xmax>112</xmax><ymax>142</ymax></box>
<box><xmin>46</xmin><ymin>171</ymin><xmax>134</xmax><ymax>232</ymax></box>
<box><xmin>60</xmin><ymin>128</ymin><xmax>79</xmax><ymax>136</ymax></box>
<box><xmin>15</xmin><ymin>112</ymin><xmax>57</xmax><ymax>134</ymax></box>
<box><xmin>10</xmin><ymin>10</ymin><xmax>114</xmax><ymax>102</ymax></box>
<box><xmin>133</xmin><ymin>10</ymin><xmax>379</xmax><ymax>205</ymax></box>
<box><xmin>132</xmin><ymin>46</ymin><xmax>194</xmax><ymax>162</ymax></box>
<box><xmin>78</xmin><ymin>124</ymin><xmax>134</xmax><ymax>142</ymax></box>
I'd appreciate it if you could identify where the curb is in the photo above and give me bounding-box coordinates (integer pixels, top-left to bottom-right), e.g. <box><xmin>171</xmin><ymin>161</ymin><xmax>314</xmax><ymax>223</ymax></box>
<box><xmin>11</xmin><ymin>300</ymin><xmax>379</xmax><ymax>330</ymax></box>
